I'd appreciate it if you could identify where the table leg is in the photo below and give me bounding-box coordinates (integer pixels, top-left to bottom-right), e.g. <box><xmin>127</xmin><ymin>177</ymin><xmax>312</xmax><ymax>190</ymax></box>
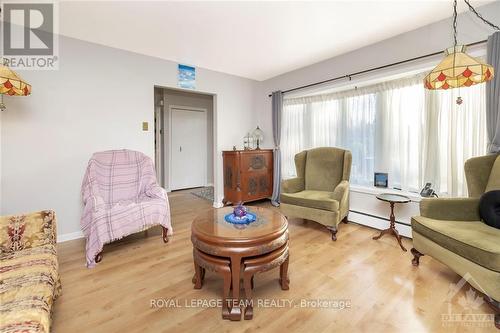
<box><xmin>229</xmin><ymin>256</ymin><xmax>242</xmax><ymax>321</ymax></box>
<box><xmin>243</xmin><ymin>271</ymin><xmax>254</xmax><ymax>320</ymax></box>
<box><xmin>372</xmin><ymin>202</ymin><xmax>407</xmax><ymax>251</ymax></box>
<box><xmin>372</xmin><ymin>228</ymin><xmax>391</xmax><ymax>240</ymax></box>
<box><xmin>392</xmin><ymin>227</ymin><xmax>407</xmax><ymax>252</ymax></box>
<box><xmin>279</xmin><ymin>256</ymin><xmax>290</xmax><ymax>290</ymax></box>
<box><xmin>222</xmin><ymin>267</ymin><xmax>232</xmax><ymax>320</ymax></box>
<box><xmin>193</xmin><ymin>261</ymin><xmax>203</xmax><ymax>289</ymax></box>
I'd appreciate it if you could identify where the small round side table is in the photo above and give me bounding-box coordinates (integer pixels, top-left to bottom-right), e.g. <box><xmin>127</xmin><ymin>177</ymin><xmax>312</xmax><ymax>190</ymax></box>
<box><xmin>372</xmin><ymin>193</ymin><xmax>410</xmax><ymax>252</ymax></box>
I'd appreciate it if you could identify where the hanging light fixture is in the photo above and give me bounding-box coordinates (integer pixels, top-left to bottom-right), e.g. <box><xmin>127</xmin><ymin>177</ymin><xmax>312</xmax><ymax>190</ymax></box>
<box><xmin>424</xmin><ymin>0</ymin><xmax>499</xmax><ymax>92</ymax></box>
<box><xmin>0</xmin><ymin>61</ymin><xmax>32</xmax><ymax>111</ymax></box>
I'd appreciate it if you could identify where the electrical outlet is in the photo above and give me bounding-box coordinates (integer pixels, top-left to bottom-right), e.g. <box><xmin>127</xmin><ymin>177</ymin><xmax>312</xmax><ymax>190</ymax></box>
<box><xmin>142</xmin><ymin>122</ymin><xmax>149</xmax><ymax>131</ymax></box>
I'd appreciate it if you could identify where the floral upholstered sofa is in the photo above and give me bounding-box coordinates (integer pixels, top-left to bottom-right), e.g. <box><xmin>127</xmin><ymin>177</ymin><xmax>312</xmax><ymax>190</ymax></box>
<box><xmin>0</xmin><ymin>210</ymin><xmax>61</xmax><ymax>333</ymax></box>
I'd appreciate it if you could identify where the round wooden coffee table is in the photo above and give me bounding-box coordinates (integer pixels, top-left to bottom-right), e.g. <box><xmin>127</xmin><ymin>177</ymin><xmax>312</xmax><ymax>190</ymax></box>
<box><xmin>191</xmin><ymin>206</ymin><xmax>289</xmax><ymax>321</ymax></box>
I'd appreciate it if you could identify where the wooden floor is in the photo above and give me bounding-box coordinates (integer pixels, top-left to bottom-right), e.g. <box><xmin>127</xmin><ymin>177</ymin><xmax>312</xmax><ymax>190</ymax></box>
<box><xmin>53</xmin><ymin>190</ymin><xmax>497</xmax><ymax>333</ymax></box>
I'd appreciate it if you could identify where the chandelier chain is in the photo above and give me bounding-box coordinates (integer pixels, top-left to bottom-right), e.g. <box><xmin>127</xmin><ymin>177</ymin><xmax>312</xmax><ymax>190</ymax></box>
<box><xmin>453</xmin><ymin>0</ymin><xmax>458</xmax><ymax>46</ymax></box>
<box><xmin>463</xmin><ymin>0</ymin><xmax>500</xmax><ymax>31</ymax></box>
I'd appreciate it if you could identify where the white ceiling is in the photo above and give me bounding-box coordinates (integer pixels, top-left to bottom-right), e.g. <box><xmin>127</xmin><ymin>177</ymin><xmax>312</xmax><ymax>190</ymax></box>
<box><xmin>59</xmin><ymin>0</ymin><xmax>495</xmax><ymax>81</ymax></box>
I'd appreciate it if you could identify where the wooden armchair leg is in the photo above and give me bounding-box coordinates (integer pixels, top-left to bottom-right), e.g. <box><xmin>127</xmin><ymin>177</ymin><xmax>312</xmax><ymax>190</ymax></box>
<box><xmin>95</xmin><ymin>251</ymin><xmax>103</xmax><ymax>263</ymax></box>
<box><xmin>326</xmin><ymin>227</ymin><xmax>338</xmax><ymax>241</ymax></box>
<box><xmin>483</xmin><ymin>297</ymin><xmax>500</xmax><ymax>329</ymax></box>
<box><xmin>342</xmin><ymin>215</ymin><xmax>349</xmax><ymax>224</ymax></box>
<box><xmin>161</xmin><ymin>226</ymin><xmax>169</xmax><ymax>243</ymax></box>
<box><xmin>411</xmin><ymin>248</ymin><xmax>424</xmax><ymax>266</ymax></box>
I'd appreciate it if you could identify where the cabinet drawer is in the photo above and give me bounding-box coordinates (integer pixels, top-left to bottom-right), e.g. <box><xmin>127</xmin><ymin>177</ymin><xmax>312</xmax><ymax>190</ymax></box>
<box><xmin>241</xmin><ymin>152</ymin><xmax>273</xmax><ymax>173</ymax></box>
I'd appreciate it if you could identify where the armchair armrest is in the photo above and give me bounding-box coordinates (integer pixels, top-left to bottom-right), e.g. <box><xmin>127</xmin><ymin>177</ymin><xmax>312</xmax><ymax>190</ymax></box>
<box><xmin>83</xmin><ymin>194</ymin><xmax>106</xmax><ymax>213</ymax></box>
<box><xmin>419</xmin><ymin>197</ymin><xmax>481</xmax><ymax>221</ymax></box>
<box><xmin>144</xmin><ymin>185</ymin><xmax>167</xmax><ymax>200</ymax></box>
<box><xmin>0</xmin><ymin>210</ymin><xmax>57</xmax><ymax>255</ymax></box>
<box><xmin>331</xmin><ymin>180</ymin><xmax>349</xmax><ymax>203</ymax></box>
<box><xmin>281</xmin><ymin>177</ymin><xmax>304</xmax><ymax>194</ymax></box>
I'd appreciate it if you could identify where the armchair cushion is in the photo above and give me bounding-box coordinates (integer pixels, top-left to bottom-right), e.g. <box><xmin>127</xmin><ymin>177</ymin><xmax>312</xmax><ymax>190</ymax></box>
<box><xmin>280</xmin><ymin>190</ymin><xmax>339</xmax><ymax>211</ymax></box>
<box><xmin>412</xmin><ymin>216</ymin><xmax>500</xmax><ymax>272</ymax></box>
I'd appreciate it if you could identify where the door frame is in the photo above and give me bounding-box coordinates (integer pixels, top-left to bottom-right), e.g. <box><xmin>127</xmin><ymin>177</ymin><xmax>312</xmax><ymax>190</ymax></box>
<box><xmin>153</xmin><ymin>85</ymin><xmax>219</xmax><ymax>208</ymax></box>
<box><xmin>168</xmin><ymin>104</ymin><xmax>208</xmax><ymax>191</ymax></box>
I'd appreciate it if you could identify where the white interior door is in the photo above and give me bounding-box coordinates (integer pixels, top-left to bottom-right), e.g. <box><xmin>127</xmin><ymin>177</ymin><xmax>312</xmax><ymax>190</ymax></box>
<box><xmin>170</xmin><ymin>107</ymin><xmax>207</xmax><ymax>190</ymax></box>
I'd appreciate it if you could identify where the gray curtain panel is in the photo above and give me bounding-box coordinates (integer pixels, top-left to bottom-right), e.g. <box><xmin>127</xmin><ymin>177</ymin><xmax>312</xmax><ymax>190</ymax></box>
<box><xmin>271</xmin><ymin>91</ymin><xmax>283</xmax><ymax>206</ymax></box>
<box><xmin>487</xmin><ymin>31</ymin><xmax>500</xmax><ymax>153</ymax></box>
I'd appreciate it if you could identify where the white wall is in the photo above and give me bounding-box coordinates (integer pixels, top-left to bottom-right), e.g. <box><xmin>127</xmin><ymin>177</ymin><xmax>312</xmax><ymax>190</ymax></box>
<box><xmin>255</xmin><ymin>2</ymin><xmax>500</xmax><ymax>234</ymax></box>
<box><xmin>0</xmin><ymin>35</ymin><xmax>257</xmax><ymax>238</ymax></box>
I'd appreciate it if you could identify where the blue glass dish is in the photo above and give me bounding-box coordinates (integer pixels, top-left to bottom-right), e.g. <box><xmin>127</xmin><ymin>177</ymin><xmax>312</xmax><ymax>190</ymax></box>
<box><xmin>224</xmin><ymin>212</ymin><xmax>257</xmax><ymax>225</ymax></box>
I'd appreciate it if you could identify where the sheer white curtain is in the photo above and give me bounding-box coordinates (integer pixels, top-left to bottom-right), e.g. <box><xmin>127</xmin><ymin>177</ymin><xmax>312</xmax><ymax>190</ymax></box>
<box><xmin>376</xmin><ymin>77</ymin><xmax>426</xmax><ymax>191</ymax></box>
<box><xmin>424</xmin><ymin>84</ymin><xmax>487</xmax><ymax>196</ymax></box>
<box><xmin>281</xmin><ymin>73</ymin><xmax>487</xmax><ymax>196</ymax></box>
<box><xmin>281</xmin><ymin>103</ymin><xmax>306</xmax><ymax>179</ymax></box>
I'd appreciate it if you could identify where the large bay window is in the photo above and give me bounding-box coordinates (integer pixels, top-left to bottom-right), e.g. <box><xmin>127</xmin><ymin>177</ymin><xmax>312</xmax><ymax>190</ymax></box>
<box><xmin>281</xmin><ymin>73</ymin><xmax>487</xmax><ymax>196</ymax></box>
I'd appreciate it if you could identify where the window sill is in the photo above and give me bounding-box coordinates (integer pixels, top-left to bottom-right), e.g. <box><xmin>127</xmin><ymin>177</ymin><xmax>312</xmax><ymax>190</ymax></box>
<box><xmin>349</xmin><ymin>184</ymin><xmax>422</xmax><ymax>202</ymax></box>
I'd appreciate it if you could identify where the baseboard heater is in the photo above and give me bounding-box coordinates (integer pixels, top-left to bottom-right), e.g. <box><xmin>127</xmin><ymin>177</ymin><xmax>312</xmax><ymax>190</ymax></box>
<box><xmin>349</xmin><ymin>209</ymin><xmax>412</xmax><ymax>227</ymax></box>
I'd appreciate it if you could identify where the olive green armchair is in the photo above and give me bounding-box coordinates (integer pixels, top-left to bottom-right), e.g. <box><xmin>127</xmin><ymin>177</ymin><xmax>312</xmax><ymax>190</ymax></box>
<box><xmin>411</xmin><ymin>154</ymin><xmax>500</xmax><ymax>328</ymax></box>
<box><xmin>280</xmin><ymin>147</ymin><xmax>352</xmax><ymax>241</ymax></box>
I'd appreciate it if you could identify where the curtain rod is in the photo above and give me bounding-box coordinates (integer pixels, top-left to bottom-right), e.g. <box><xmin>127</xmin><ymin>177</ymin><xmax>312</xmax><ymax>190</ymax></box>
<box><xmin>267</xmin><ymin>39</ymin><xmax>487</xmax><ymax>97</ymax></box>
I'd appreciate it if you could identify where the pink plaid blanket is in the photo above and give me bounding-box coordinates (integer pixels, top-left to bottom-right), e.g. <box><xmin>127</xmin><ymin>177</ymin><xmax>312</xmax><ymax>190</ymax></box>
<box><xmin>81</xmin><ymin>150</ymin><xmax>172</xmax><ymax>268</ymax></box>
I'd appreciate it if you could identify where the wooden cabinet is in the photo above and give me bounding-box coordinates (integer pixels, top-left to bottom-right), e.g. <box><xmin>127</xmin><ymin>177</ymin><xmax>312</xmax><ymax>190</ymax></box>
<box><xmin>222</xmin><ymin>149</ymin><xmax>273</xmax><ymax>205</ymax></box>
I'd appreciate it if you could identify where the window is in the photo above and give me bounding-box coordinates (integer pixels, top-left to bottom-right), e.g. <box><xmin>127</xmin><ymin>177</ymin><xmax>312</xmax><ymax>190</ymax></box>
<box><xmin>281</xmin><ymin>73</ymin><xmax>487</xmax><ymax>196</ymax></box>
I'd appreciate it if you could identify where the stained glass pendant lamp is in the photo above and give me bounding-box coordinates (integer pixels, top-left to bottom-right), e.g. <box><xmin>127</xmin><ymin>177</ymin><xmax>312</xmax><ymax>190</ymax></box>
<box><xmin>0</xmin><ymin>62</ymin><xmax>32</xmax><ymax>111</ymax></box>
<box><xmin>424</xmin><ymin>0</ymin><xmax>499</xmax><ymax>91</ymax></box>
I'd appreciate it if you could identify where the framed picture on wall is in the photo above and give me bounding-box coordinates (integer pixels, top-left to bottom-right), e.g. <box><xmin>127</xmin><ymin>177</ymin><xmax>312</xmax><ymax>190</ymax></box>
<box><xmin>178</xmin><ymin>64</ymin><xmax>196</xmax><ymax>89</ymax></box>
<box><xmin>374</xmin><ymin>172</ymin><xmax>388</xmax><ymax>188</ymax></box>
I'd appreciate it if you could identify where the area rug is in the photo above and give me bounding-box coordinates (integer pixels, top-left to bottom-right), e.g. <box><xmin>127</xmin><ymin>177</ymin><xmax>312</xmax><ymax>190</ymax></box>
<box><xmin>191</xmin><ymin>186</ymin><xmax>214</xmax><ymax>202</ymax></box>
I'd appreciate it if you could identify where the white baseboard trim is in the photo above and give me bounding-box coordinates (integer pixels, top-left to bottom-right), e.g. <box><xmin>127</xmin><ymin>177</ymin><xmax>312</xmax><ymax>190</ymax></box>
<box><xmin>348</xmin><ymin>210</ymin><xmax>412</xmax><ymax>238</ymax></box>
<box><xmin>58</xmin><ymin>231</ymin><xmax>84</xmax><ymax>243</ymax></box>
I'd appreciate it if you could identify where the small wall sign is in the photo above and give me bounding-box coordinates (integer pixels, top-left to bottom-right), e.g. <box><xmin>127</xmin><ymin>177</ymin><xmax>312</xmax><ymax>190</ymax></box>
<box><xmin>178</xmin><ymin>64</ymin><xmax>196</xmax><ymax>89</ymax></box>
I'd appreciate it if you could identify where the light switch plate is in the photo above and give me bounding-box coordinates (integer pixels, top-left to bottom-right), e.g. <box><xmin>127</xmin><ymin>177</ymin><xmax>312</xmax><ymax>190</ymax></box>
<box><xmin>142</xmin><ymin>122</ymin><xmax>149</xmax><ymax>131</ymax></box>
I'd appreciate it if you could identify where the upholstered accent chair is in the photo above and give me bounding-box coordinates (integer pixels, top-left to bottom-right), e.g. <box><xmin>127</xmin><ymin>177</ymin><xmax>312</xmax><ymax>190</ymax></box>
<box><xmin>280</xmin><ymin>147</ymin><xmax>352</xmax><ymax>240</ymax></box>
<box><xmin>411</xmin><ymin>154</ymin><xmax>500</xmax><ymax>328</ymax></box>
<box><xmin>81</xmin><ymin>149</ymin><xmax>172</xmax><ymax>267</ymax></box>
